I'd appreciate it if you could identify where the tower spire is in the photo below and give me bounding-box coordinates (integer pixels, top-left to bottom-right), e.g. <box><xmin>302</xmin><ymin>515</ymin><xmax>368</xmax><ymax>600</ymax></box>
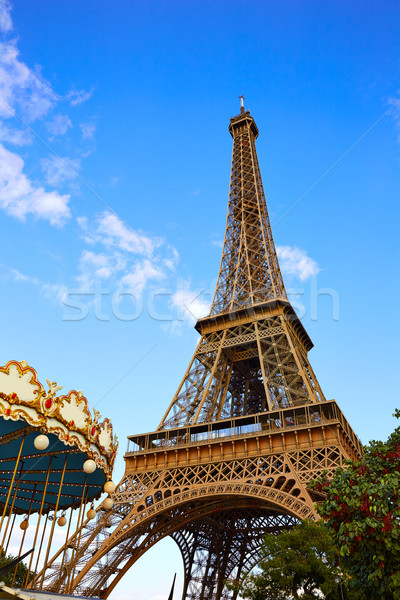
<box><xmin>210</xmin><ymin>105</ymin><xmax>286</xmax><ymax>316</ymax></box>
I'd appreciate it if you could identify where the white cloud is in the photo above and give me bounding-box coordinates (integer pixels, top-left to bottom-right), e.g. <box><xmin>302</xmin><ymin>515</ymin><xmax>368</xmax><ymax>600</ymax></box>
<box><xmin>41</xmin><ymin>155</ymin><xmax>81</xmax><ymax>186</ymax></box>
<box><xmin>162</xmin><ymin>246</ymin><xmax>179</xmax><ymax>271</ymax></box>
<box><xmin>67</xmin><ymin>88</ymin><xmax>93</xmax><ymax>106</ymax></box>
<box><xmin>0</xmin><ymin>0</ymin><xmax>13</xmax><ymax>33</ymax></box>
<box><xmin>79</xmin><ymin>211</ymin><xmax>159</xmax><ymax>256</ymax></box>
<box><xmin>120</xmin><ymin>259</ymin><xmax>165</xmax><ymax>295</ymax></box>
<box><xmin>98</xmin><ymin>212</ymin><xmax>157</xmax><ymax>254</ymax></box>
<box><xmin>8</xmin><ymin>267</ymin><xmax>68</xmax><ymax>307</ymax></box>
<box><xmin>11</xmin><ymin>268</ymin><xmax>39</xmax><ymax>285</ymax></box>
<box><xmin>0</xmin><ymin>39</ymin><xmax>57</xmax><ymax>121</ymax></box>
<box><xmin>276</xmin><ymin>245</ymin><xmax>320</xmax><ymax>281</ymax></box>
<box><xmin>0</xmin><ymin>4</ymin><xmax>77</xmax><ymax>227</ymax></box>
<box><xmin>77</xmin><ymin>250</ymin><xmax>126</xmax><ymax>286</ymax></box>
<box><xmin>80</xmin><ymin>121</ymin><xmax>96</xmax><ymax>139</ymax></box>
<box><xmin>0</xmin><ymin>143</ymin><xmax>70</xmax><ymax>225</ymax></box>
<box><xmin>0</xmin><ymin>122</ymin><xmax>31</xmax><ymax>145</ymax></box>
<box><xmin>75</xmin><ymin>213</ymin><xmax>180</xmax><ymax>302</ymax></box>
<box><xmin>42</xmin><ymin>282</ymin><xmax>68</xmax><ymax>304</ymax></box>
<box><xmin>47</xmin><ymin>113</ymin><xmax>72</xmax><ymax>136</ymax></box>
<box><xmin>171</xmin><ymin>280</ymin><xmax>210</xmax><ymax>325</ymax></box>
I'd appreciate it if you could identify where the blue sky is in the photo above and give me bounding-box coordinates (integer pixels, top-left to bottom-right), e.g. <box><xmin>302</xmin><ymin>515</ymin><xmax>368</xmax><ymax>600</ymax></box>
<box><xmin>1</xmin><ymin>1</ymin><xmax>399</xmax><ymax>598</ymax></box>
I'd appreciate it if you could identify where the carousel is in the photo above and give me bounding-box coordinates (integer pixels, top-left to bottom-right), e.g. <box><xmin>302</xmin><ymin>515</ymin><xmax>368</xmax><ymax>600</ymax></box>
<box><xmin>0</xmin><ymin>360</ymin><xmax>118</xmax><ymax>599</ymax></box>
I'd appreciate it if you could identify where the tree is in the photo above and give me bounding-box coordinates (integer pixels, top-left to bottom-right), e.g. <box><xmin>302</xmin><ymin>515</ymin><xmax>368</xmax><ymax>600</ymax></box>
<box><xmin>0</xmin><ymin>549</ymin><xmax>34</xmax><ymax>588</ymax></box>
<box><xmin>232</xmin><ymin>519</ymin><xmax>352</xmax><ymax>599</ymax></box>
<box><xmin>311</xmin><ymin>410</ymin><xmax>400</xmax><ymax>599</ymax></box>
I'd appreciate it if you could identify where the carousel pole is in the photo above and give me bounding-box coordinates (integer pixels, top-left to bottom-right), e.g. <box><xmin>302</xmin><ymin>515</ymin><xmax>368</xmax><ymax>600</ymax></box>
<box><xmin>65</xmin><ymin>475</ymin><xmax>87</xmax><ymax>593</ymax></box>
<box><xmin>33</xmin><ymin>510</ymin><xmax>50</xmax><ymax>579</ymax></box>
<box><xmin>11</xmin><ymin>484</ymin><xmax>36</xmax><ymax>587</ymax></box>
<box><xmin>0</xmin><ymin>437</ymin><xmax>25</xmax><ymax>554</ymax></box>
<box><xmin>25</xmin><ymin>456</ymin><xmax>53</xmax><ymax>588</ymax></box>
<box><xmin>68</xmin><ymin>488</ymin><xmax>89</xmax><ymax>592</ymax></box>
<box><xmin>56</xmin><ymin>499</ymin><xmax>75</xmax><ymax>593</ymax></box>
<box><xmin>39</xmin><ymin>455</ymin><xmax>68</xmax><ymax>591</ymax></box>
<box><xmin>0</xmin><ymin>462</ymin><xmax>24</xmax><ymax>553</ymax></box>
<box><xmin>3</xmin><ymin>512</ymin><xmax>16</xmax><ymax>556</ymax></box>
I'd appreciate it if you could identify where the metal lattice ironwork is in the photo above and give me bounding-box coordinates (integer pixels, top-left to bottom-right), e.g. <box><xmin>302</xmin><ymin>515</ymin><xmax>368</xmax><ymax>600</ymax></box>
<box><xmin>35</xmin><ymin>101</ymin><xmax>361</xmax><ymax>599</ymax></box>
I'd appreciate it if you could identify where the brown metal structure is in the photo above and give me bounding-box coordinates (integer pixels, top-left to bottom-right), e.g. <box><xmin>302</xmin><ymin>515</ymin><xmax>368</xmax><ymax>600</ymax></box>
<box><xmin>39</xmin><ymin>101</ymin><xmax>361</xmax><ymax>599</ymax></box>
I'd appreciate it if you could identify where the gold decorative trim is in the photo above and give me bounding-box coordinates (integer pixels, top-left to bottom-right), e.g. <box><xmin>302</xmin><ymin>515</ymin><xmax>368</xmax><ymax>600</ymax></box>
<box><xmin>0</xmin><ymin>361</ymin><xmax>118</xmax><ymax>476</ymax></box>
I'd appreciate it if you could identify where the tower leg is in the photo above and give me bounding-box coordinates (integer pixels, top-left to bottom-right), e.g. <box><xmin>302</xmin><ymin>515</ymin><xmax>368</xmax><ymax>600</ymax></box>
<box><xmin>172</xmin><ymin>509</ymin><xmax>298</xmax><ymax>600</ymax></box>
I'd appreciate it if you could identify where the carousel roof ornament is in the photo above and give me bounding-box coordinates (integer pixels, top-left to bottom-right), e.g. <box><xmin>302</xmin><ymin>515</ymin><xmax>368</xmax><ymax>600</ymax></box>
<box><xmin>0</xmin><ymin>360</ymin><xmax>117</xmax><ymax>475</ymax></box>
<box><xmin>0</xmin><ymin>360</ymin><xmax>118</xmax><ymax>516</ymax></box>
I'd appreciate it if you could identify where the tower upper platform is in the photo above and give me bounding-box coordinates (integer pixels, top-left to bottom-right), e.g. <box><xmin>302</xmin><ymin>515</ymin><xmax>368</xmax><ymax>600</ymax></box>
<box><xmin>229</xmin><ymin>108</ymin><xmax>259</xmax><ymax>139</ymax></box>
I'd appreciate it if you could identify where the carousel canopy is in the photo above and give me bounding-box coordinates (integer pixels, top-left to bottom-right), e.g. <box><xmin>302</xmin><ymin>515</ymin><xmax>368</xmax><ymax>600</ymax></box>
<box><xmin>0</xmin><ymin>361</ymin><xmax>118</xmax><ymax>514</ymax></box>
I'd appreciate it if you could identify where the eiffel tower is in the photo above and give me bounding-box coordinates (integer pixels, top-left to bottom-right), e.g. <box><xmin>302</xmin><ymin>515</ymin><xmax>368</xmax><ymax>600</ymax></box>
<box><xmin>37</xmin><ymin>99</ymin><xmax>361</xmax><ymax>599</ymax></box>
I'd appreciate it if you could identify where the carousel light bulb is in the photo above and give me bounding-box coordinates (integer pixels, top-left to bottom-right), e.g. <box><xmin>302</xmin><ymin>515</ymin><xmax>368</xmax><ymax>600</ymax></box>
<box><xmin>103</xmin><ymin>480</ymin><xmax>116</xmax><ymax>494</ymax></box>
<box><xmin>87</xmin><ymin>508</ymin><xmax>96</xmax><ymax>520</ymax></box>
<box><xmin>57</xmin><ymin>515</ymin><xmax>67</xmax><ymax>527</ymax></box>
<box><xmin>34</xmin><ymin>434</ymin><xmax>49</xmax><ymax>451</ymax></box>
<box><xmin>83</xmin><ymin>459</ymin><xmax>96</xmax><ymax>474</ymax></box>
<box><xmin>103</xmin><ymin>497</ymin><xmax>113</xmax><ymax>510</ymax></box>
<box><xmin>20</xmin><ymin>519</ymin><xmax>29</xmax><ymax>530</ymax></box>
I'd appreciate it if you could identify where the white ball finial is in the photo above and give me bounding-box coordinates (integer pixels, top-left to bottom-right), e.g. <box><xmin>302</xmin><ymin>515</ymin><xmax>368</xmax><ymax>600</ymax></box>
<box><xmin>83</xmin><ymin>459</ymin><xmax>96</xmax><ymax>474</ymax></box>
<box><xmin>103</xmin><ymin>497</ymin><xmax>113</xmax><ymax>510</ymax></box>
<box><xmin>34</xmin><ymin>434</ymin><xmax>49</xmax><ymax>451</ymax></box>
<box><xmin>104</xmin><ymin>480</ymin><xmax>116</xmax><ymax>494</ymax></box>
<box><xmin>87</xmin><ymin>508</ymin><xmax>96</xmax><ymax>520</ymax></box>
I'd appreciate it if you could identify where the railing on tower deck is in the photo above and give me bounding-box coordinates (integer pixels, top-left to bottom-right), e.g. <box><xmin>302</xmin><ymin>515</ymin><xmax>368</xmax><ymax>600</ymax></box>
<box><xmin>126</xmin><ymin>400</ymin><xmax>362</xmax><ymax>457</ymax></box>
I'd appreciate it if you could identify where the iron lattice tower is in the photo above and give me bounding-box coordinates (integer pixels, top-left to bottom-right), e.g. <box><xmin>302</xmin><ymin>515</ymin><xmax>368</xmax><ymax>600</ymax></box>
<box><xmin>37</xmin><ymin>102</ymin><xmax>361</xmax><ymax>599</ymax></box>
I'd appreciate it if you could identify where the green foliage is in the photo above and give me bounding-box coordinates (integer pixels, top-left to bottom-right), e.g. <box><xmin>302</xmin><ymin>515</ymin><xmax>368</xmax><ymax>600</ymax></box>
<box><xmin>0</xmin><ymin>549</ymin><xmax>34</xmax><ymax>588</ymax></box>
<box><xmin>311</xmin><ymin>410</ymin><xmax>400</xmax><ymax>599</ymax></box>
<box><xmin>232</xmin><ymin>519</ymin><xmax>353</xmax><ymax>599</ymax></box>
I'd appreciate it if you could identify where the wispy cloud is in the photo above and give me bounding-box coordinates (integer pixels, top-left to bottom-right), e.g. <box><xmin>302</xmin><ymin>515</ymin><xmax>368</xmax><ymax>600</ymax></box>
<box><xmin>120</xmin><ymin>260</ymin><xmax>165</xmax><ymax>295</ymax></box>
<box><xmin>0</xmin><ymin>37</ymin><xmax>57</xmax><ymax>121</ymax></box>
<box><xmin>8</xmin><ymin>266</ymin><xmax>68</xmax><ymax>306</ymax></box>
<box><xmin>11</xmin><ymin>268</ymin><xmax>39</xmax><ymax>285</ymax></box>
<box><xmin>67</xmin><ymin>87</ymin><xmax>93</xmax><ymax>106</ymax></box>
<box><xmin>41</xmin><ymin>155</ymin><xmax>81</xmax><ymax>187</ymax></box>
<box><xmin>75</xmin><ymin>212</ymin><xmax>179</xmax><ymax>299</ymax></box>
<box><xmin>0</xmin><ymin>143</ymin><xmax>70</xmax><ymax>225</ymax></box>
<box><xmin>0</xmin><ymin>2</ymin><xmax>187</xmax><ymax>317</ymax></box>
<box><xmin>80</xmin><ymin>121</ymin><xmax>96</xmax><ymax>139</ymax></box>
<box><xmin>0</xmin><ymin>0</ymin><xmax>13</xmax><ymax>33</ymax></box>
<box><xmin>0</xmin><ymin>0</ymin><xmax>81</xmax><ymax>226</ymax></box>
<box><xmin>76</xmin><ymin>249</ymin><xmax>126</xmax><ymax>286</ymax></box>
<box><xmin>42</xmin><ymin>282</ymin><xmax>68</xmax><ymax>304</ymax></box>
<box><xmin>0</xmin><ymin>121</ymin><xmax>31</xmax><ymax>145</ymax></box>
<box><xmin>276</xmin><ymin>245</ymin><xmax>320</xmax><ymax>281</ymax></box>
<box><xmin>170</xmin><ymin>279</ymin><xmax>210</xmax><ymax>325</ymax></box>
<box><xmin>78</xmin><ymin>212</ymin><xmax>159</xmax><ymax>256</ymax></box>
<box><xmin>47</xmin><ymin>113</ymin><xmax>72</xmax><ymax>136</ymax></box>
